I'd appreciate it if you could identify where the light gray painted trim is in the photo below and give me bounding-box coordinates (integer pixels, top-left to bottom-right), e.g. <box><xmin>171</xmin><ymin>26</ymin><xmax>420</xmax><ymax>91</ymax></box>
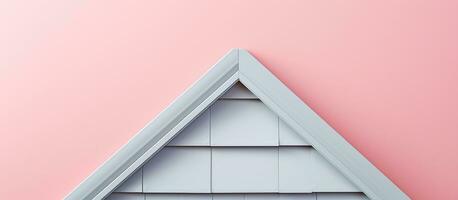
<box><xmin>66</xmin><ymin>48</ymin><xmax>409</xmax><ymax>200</ymax></box>
<box><xmin>238</xmin><ymin>49</ymin><xmax>409</xmax><ymax>200</ymax></box>
<box><xmin>65</xmin><ymin>49</ymin><xmax>240</xmax><ymax>200</ymax></box>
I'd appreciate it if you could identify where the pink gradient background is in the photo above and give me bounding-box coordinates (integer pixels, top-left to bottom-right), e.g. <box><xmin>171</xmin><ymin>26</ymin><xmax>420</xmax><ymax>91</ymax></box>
<box><xmin>1</xmin><ymin>0</ymin><xmax>458</xmax><ymax>199</ymax></box>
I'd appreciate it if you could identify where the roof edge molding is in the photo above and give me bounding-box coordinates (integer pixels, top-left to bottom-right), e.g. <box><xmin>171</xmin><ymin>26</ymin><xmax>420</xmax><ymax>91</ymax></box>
<box><xmin>238</xmin><ymin>50</ymin><xmax>409</xmax><ymax>200</ymax></box>
<box><xmin>66</xmin><ymin>49</ymin><xmax>410</xmax><ymax>200</ymax></box>
<box><xmin>66</xmin><ymin>49</ymin><xmax>240</xmax><ymax>200</ymax></box>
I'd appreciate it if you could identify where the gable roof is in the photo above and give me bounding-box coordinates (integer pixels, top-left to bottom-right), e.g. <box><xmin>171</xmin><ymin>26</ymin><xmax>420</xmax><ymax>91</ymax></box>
<box><xmin>66</xmin><ymin>49</ymin><xmax>410</xmax><ymax>200</ymax></box>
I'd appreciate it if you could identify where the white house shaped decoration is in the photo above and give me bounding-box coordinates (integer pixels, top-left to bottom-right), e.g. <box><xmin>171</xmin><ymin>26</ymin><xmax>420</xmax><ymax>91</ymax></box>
<box><xmin>67</xmin><ymin>49</ymin><xmax>409</xmax><ymax>200</ymax></box>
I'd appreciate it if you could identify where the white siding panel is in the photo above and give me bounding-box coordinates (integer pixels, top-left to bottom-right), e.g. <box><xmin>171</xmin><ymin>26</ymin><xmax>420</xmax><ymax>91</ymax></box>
<box><xmin>168</xmin><ymin>110</ymin><xmax>210</xmax><ymax>146</ymax></box>
<box><xmin>279</xmin><ymin>147</ymin><xmax>313</xmax><ymax>193</ymax></box>
<box><xmin>146</xmin><ymin>194</ymin><xmax>212</xmax><ymax>200</ymax></box>
<box><xmin>211</xmin><ymin>100</ymin><xmax>278</xmax><ymax>146</ymax></box>
<box><xmin>245</xmin><ymin>194</ymin><xmax>315</xmax><ymax>200</ymax></box>
<box><xmin>245</xmin><ymin>194</ymin><xmax>280</xmax><ymax>200</ymax></box>
<box><xmin>106</xmin><ymin>193</ymin><xmax>144</xmax><ymax>200</ymax></box>
<box><xmin>143</xmin><ymin>147</ymin><xmax>211</xmax><ymax>193</ymax></box>
<box><xmin>279</xmin><ymin>147</ymin><xmax>359</xmax><ymax>192</ymax></box>
<box><xmin>279</xmin><ymin>120</ymin><xmax>309</xmax><ymax>146</ymax></box>
<box><xmin>317</xmin><ymin>193</ymin><xmax>368</xmax><ymax>200</ymax></box>
<box><xmin>212</xmin><ymin>147</ymin><xmax>279</xmax><ymax>192</ymax></box>
<box><xmin>212</xmin><ymin>194</ymin><xmax>245</xmax><ymax>200</ymax></box>
<box><xmin>107</xmin><ymin>193</ymin><xmax>364</xmax><ymax>200</ymax></box>
<box><xmin>221</xmin><ymin>82</ymin><xmax>258</xmax><ymax>99</ymax></box>
<box><xmin>312</xmin><ymin>150</ymin><xmax>359</xmax><ymax>192</ymax></box>
<box><xmin>114</xmin><ymin>169</ymin><xmax>142</xmax><ymax>193</ymax></box>
<box><xmin>278</xmin><ymin>194</ymin><xmax>316</xmax><ymax>200</ymax></box>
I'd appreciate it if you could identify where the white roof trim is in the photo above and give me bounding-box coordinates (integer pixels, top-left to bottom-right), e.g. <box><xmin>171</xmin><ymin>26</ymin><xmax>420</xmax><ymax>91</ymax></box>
<box><xmin>66</xmin><ymin>49</ymin><xmax>410</xmax><ymax>200</ymax></box>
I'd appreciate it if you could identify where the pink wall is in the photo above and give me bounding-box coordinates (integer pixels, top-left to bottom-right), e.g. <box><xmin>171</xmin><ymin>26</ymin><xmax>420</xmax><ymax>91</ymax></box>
<box><xmin>2</xmin><ymin>1</ymin><xmax>458</xmax><ymax>199</ymax></box>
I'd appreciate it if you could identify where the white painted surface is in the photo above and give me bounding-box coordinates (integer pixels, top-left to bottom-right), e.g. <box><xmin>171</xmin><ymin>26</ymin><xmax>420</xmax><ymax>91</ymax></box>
<box><xmin>116</xmin><ymin>147</ymin><xmax>360</xmax><ymax>194</ymax></box>
<box><xmin>279</xmin><ymin>147</ymin><xmax>313</xmax><ymax>192</ymax></box>
<box><xmin>212</xmin><ymin>194</ymin><xmax>245</xmax><ymax>200</ymax></box>
<box><xmin>146</xmin><ymin>194</ymin><xmax>212</xmax><ymax>200</ymax></box>
<box><xmin>221</xmin><ymin>82</ymin><xmax>258</xmax><ymax>99</ymax></box>
<box><xmin>245</xmin><ymin>194</ymin><xmax>279</xmax><ymax>200</ymax></box>
<box><xmin>104</xmin><ymin>74</ymin><xmax>368</xmax><ymax>197</ymax></box>
<box><xmin>143</xmin><ymin>147</ymin><xmax>211</xmax><ymax>193</ymax></box>
<box><xmin>279</xmin><ymin>147</ymin><xmax>359</xmax><ymax>192</ymax></box>
<box><xmin>106</xmin><ymin>193</ymin><xmax>144</xmax><ymax>200</ymax></box>
<box><xmin>211</xmin><ymin>100</ymin><xmax>278</xmax><ymax>146</ymax></box>
<box><xmin>115</xmin><ymin>147</ymin><xmax>359</xmax><ymax>194</ymax></box>
<box><xmin>108</xmin><ymin>193</ymin><xmax>366</xmax><ymax>200</ymax></box>
<box><xmin>168</xmin><ymin>110</ymin><xmax>210</xmax><ymax>146</ymax></box>
<box><xmin>317</xmin><ymin>193</ymin><xmax>368</xmax><ymax>200</ymax></box>
<box><xmin>279</xmin><ymin>120</ymin><xmax>309</xmax><ymax>146</ymax></box>
<box><xmin>246</xmin><ymin>194</ymin><xmax>316</xmax><ymax>200</ymax></box>
<box><xmin>311</xmin><ymin>150</ymin><xmax>359</xmax><ymax>192</ymax></box>
<box><xmin>213</xmin><ymin>194</ymin><xmax>315</xmax><ymax>200</ymax></box>
<box><xmin>212</xmin><ymin>147</ymin><xmax>279</xmax><ymax>192</ymax></box>
<box><xmin>110</xmin><ymin>87</ymin><xmax>360</xmax><ymax>196</ymax></box>
<box><xmin>114</xmin><ymin>169</ymin><xmax>142</xmax><ymax>193</ymax></box>
<box><xmin>277</xmin><ymin>194</ymin><xmax>317</xmax><ymax>200</ymax></box>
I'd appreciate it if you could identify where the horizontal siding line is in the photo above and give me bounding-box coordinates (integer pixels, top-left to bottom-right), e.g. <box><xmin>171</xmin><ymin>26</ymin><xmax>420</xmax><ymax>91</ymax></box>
<box><xmin>111</xmin><ymin>192</ymin><xmax>365</xmax><ymax>194</ymax></box>
<box><xmin>165</xmin><ymin>145</ymin><xmax>313</xmax><ymax>148</ymax></box>
<box><xmin>216</xmin><ymin>98</ymin><xmax>260</xmax><ymax>101</ymax></box>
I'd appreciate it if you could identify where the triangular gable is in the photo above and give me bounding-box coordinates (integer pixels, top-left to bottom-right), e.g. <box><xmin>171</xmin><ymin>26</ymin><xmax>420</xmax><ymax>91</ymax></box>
<box><xmin>66</xmin><ymin>49</ymin><xmax>409</xmax><ymax>200</ymax></box>
<box><xmin>109</xmin><ymin>83</ymin><xmax>363</xmax><ymax>198</ymax></box>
